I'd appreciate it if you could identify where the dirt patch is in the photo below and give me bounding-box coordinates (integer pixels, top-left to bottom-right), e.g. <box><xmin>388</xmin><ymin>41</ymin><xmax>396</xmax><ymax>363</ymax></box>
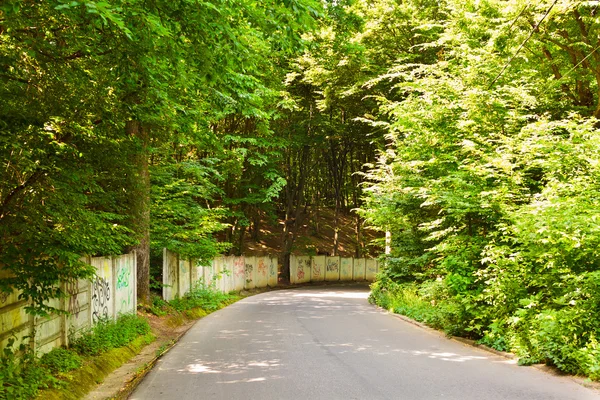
<box><xmin>220</xmin><ymin>208</ymin><xmax>383</xmax><ymax>257</ymax></box>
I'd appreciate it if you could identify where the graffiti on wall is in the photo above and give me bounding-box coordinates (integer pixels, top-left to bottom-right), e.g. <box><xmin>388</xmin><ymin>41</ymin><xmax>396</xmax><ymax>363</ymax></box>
<box><xmin>116</xmin><ymin>266</ymin><xmax>130</xmax><ymax>290</ymax></box>
<box><xmin>117</xmin><ymin>264</ymin><xmax>134</xmax><ymax>312</ymax></box>
<box><xmin>234</xmin><ymin>258</ymin><xmax>245</xmax><ymax>278</ymax></box>
<box><xmin>245</xmin><ymin>263</ymin><xmax>254</xmax><ymax>284</ymax></box>
<box><xmin>65</xmin><ymin>280</ymin><xmax>81</xmax><ymax>318</ymax></box>
<box><xmin>297</xmin><ymin>264</ymin><xmax>305</xmax><ymax>281</ymax></box>
<box><xmin>258</xmin><ymin>259</ymin><xmax>267</xmax><ymax>277</ymax></box>
<box><xmin>297</xmin><ymin>258</ymin><xmax>311</xmax><ymax>281</ymax></box>
<box><xmin>326</xmin><ymin>259</ymin><xmax>339</xmax><ymax>272</ymax></box>
<box><xmin>91</xmin><ymin>276</ymin><xmax>110</xmax><ymax>323</ymax></box>
<box><xmin>312</xmin><ymin>261</ymin><xmax>322</xmax><ymax>279</ymax></box>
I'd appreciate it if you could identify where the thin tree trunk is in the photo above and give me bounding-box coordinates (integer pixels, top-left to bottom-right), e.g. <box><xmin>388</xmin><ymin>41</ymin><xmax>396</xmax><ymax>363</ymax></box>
<box><xmin>280</xmin><ymin>144</ymin><xmax>310</xmax><ymax>280</ymax></box>
<box><xmin>127</xmin><ymin>120</ymin><xmax>150</xmax><ymax>305</ymax></box>
<box><xmin>333</xmin><ymin>198</ymin><xmax>340</xmax><ymax>256</ymax></box>
<box><xmin>237</xmin><ymin>225</ymin><xmax>246</xmax><ymax>256</ymax></box>
<box><xmin>251</xmin><ymin>210</ymin><xmax>260</xmax><ymax>242</ymax></box>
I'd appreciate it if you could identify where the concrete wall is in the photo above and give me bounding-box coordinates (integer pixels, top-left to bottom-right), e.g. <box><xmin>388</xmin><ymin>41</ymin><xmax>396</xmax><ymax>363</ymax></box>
<box><xmin>163</xmin><ymin>251</ymin><xmax>380</xmax><ymax>301</ymax></box>
<box><xmin>0</xmin><ymin>253</ymin><xmax>137</xmax><ymax>355</ymax></box>
<box><xmin>325</xmin><ymin>256</ymin><xmax>340</xmax><ymax>281</ymax></box>
<box><xmin>290</xmin><ymin>255</ymin><xmax>312</xmax><ymax>284</ymax></box>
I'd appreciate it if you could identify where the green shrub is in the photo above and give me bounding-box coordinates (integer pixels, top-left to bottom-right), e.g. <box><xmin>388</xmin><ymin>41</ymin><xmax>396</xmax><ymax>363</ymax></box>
<box><xmin>0</xmin><ymin>339</ymin><xmax>54</xmax><ymax>400</ymax></box>
<box><xmin>478</xmin><ymin>320</ymin><xmax>510</xmax><ymax>352</ymax></box>
<box><xmin>371</xmin><ymin>278</ymin><xmax>475</xmax><ymax>337</ymax></box>
<box><xmin>169</xmin><ymin>281</ymin><xmax>236</xmax><ymax>313</ymax></box>
<box><xmin>40</xmin><ymin>348</ymin><xmax>82</xmax><ymax>375</ymax></box>
<box><xmin>70</xmin><ymin>314</ymin><xmax>150</xmax><ymax>357</ymax></box>
<box><xmin>372</xmin><ymin>270</ymin><xmax>600</xmax><ymax>380</ymax></box>
<box><xmin>149</xmin><ymin>294</ymin><xmax>169</xmax><ymax>316</ymax></box>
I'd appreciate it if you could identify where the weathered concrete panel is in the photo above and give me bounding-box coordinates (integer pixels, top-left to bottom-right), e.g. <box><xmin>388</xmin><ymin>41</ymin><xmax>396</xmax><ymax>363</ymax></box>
<box><xmin>289</xmin><ymin>255</ymin><xmax>299</xmax><ymax>285</ymax></box>
<box><xmin>222</xmin><ymin>256</ymin><xmax>235</xmax><ymax>292</ymax></box>
<box><xmin>35</xmin><ymin>315</ymin><xmax>61</xmax><ymax>354</ymax></box>
<box><xmin>228</xmin><ymin>256</ymin><xmax>237</xmax><ymax>292</ymax></box>
<box><xmin>66</xmin><ymin>278</ymin><xmax>90</xmax><ymax>339</ymax></box>
<box><xmin>163</xmin><ymin>249</ymin><xmax>179</xmax><ymax>301</ymax></box>
<box><xmin>190</xmin><ymin>260</ymin><xmax>199</xmax><ymax>287</ymax></box>
<box><xmin>366</xmin><ymin>259</ymin><xmax>378</xmax><ymax>282</ymax></box>
<box><xmin>0</xmin><ymin>319</ymin><xmax>30</xmax><ymax>355</ymax></box>
<box><xmin>255</xmin><ymin>257</ymin><xmax>269</xmax><ymax>288</ymax></box>
<box><xmin>325</xmin><ymin>256</ymin><xmax>340</xmax><ymax>281</ymax></box>
<box><xmin>114</xmin><ymin>253</ymin><xmax>136</xmax><ymax>316</ymax></box>
<box><xmin>311</xmin><ymin>256</ymin><xmax>326</xmax><ymax>282</ymax></box>
<box><xmin>267</xmin><ymin>257</ymin><xmax>278</xmax><ymax>287</ymax></box>
<box><xmin>67</xmin><ymin>301</ymin><xmax>90</xmax><ymax>334</ymax></box>
<box><xmin>1</xmin><ymin>252</ymin><xmax>137</xmax><ymax>356</ymax></box>
<box><xmin>0</xmin><ymin>288</ymin><xmax>20</xmax><ymax>308</ymax></box>
<box><xmin>90</xmin><ymin>257</ymin><xmax>114</xmax><ymax>323</ymax></box>
<box><xmin>296</xmin><ymin>256</ymin><xmax>312</xmax><ymax>284</ymax></box>
<box><xmin>162</xmin><ymin>250</ymin><xmax>379</xmax><ymax>300</ymax></box>
<box><xmin>353</xmin><ymin>258</ymin><xmax>366</xmax><ymax>281</ymax></box>
<box><xmin>37</xmin><ymin>336</ymin><xmax>61</xmax><ymax>355</ymax></box>
<box><xmin>212</xmin><ymin>257</ymin><xmax>223</xmax><ymax>292</ymax></box>
<box><xmin>200</xmin><ymin>258</ymin><xmax>217</xmax><ymax>286</ymax></box>
<box><xmin>233</xmin><ymin>256</ymin><xmax>246</xmax><ymax>291</ymax></box>
<box><xmin>244</xmin><ymin>256</ymin><xmax>256</xmax><ymax>289</ymax></box>
<box><xmin>216</xmin><ymin>256</ymin><xmax>226</xmax><ymax>292</ymax></box>
<box><xmin>178</xmin><ymin>258</ymin><xmax>191</xmax><ymax>297</ymax></box>
<box><xmin>340</xmin><ymin>258</ymin><xmax>353</xmax><ymax>281</ymax></box>
<box><xmin>0</xmin><ymin>303</ymin><xmax>28</xmax><ymax>340</ymax></box>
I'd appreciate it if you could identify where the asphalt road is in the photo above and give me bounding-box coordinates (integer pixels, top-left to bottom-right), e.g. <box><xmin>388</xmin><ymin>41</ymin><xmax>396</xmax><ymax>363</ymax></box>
<box><xmin>130</xmin><ymin>285</ymin><xmax>600</xmax><ymax>400</ymax></box>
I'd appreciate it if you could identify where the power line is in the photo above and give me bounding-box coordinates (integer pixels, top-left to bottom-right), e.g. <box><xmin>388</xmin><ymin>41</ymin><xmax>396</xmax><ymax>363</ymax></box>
<box><xmin>489</xmin><ymin>0</ymin><xmax>560</xmax><ymax>89</ymax></box>
<box><xmin>506</xmin><ymin>2</ymin><xmax>533</xmax><ymax>34</ymax></box>
<box><xmin>562</xmin><ymin>44</ymin><xmax>600</xmax><ymax>78</ymax></box>
<box><xmin>541</xmin><ymin>43</ymin><xmax>600</xmax><ymax>95</ymax></box>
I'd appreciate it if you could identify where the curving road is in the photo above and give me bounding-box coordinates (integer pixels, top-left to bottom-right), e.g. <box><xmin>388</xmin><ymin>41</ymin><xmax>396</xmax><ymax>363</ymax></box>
<box><xmin>130</xmin><ymin>285</ymin><xmax>600</xmax><ymax>400</ymax></box>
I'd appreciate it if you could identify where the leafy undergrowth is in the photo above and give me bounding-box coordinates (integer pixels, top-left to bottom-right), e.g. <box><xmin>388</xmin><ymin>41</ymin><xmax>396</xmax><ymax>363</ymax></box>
<box><xmin>70</xmin><ymin>315</ymin><xmax>151</xmax><ymax>356</ymax></box>
<box><xmin>0</xmin><ymin>315</ymin><xmax>152</xmax><ymax>400</ymax></box>
<box><xmin>1</xmin><ymin>283</ymin><xmax>241</xmax><ymax>400</ymax></box>
<box><xmin>369</xmin><ymin>279</ymin><xmax>470</xmax><ymax>337</ymax></box>
<box><xmin>149</xmin><ymin>282</ymin><xmax>240</xmax><ymax>320</ymax></box>
<box><xmin>370</xmin><ymin>277</ymin><xmax>600</xmax><ymax>381</ymax></box>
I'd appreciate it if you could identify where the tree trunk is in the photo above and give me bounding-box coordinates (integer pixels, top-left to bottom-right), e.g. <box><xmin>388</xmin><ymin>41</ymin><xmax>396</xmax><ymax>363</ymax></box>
<box><xmin>237</xmin><ymin>225</ymin><xmax>247</xmax><ymax>256</ymax></box>
<box><xmin>354</xmin><ymin>213</ymin><xmax>362</xmax><ymax>258</ymax></box>
<box><xmin>333</xmin><ymin>199</ymin><xmax>340</xmax><ymax>256</ymax></box>
<box><xmin>251</xmin><ymin>210</ymin><xmax>260</xmax><ymax>242</ymax></box>
<box><xmin>127</xmin><ymin>120</ymin><xmax>150</xmax><ymax>305</ymax></box>
<box><xmin>280</xmin><ymin>144</ymin><xmax>310</xmax><ymax>280</ymax></box>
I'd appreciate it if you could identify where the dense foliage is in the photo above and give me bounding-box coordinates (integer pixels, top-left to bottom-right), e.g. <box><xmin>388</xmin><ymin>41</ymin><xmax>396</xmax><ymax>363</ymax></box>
<box><xmin>358</xmin><ymin>0</ymin><xmax>600</xmax><ymax>379</ymax></box>
<box><xmin>0</xmin><ymin>0</ymin><xmax>320</xmax><ymax>309</ymax></box>
<box><xmin>168</xmin><ymin>282</ymin><xmax>237</xmax><ymax>313</ymax></box>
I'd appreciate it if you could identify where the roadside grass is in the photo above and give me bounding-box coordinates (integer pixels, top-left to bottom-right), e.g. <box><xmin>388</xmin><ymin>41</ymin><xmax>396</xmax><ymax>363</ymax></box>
<box><xmin>148</xmin><ymin>282</ymin><xmax>239</xmax><ymax>324</ymax></box>
<box><xmin>370</xmin><ymin>278</ymin><xmax>600</xmax><ymax>381</ymax></box>
<box><xmin>1</xmin><ymin>283</ymin><xmax>240</xmax><ymax>400</ymax></box>
<box><xmin>0</xmin><ymin>315</ymin><xmax>153</xmax><ymax>400</ymax></box>
<box><xmin>369</xmin><ymin>280</ymin><xmax>467</xmax><ymax>336</ymax></box>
